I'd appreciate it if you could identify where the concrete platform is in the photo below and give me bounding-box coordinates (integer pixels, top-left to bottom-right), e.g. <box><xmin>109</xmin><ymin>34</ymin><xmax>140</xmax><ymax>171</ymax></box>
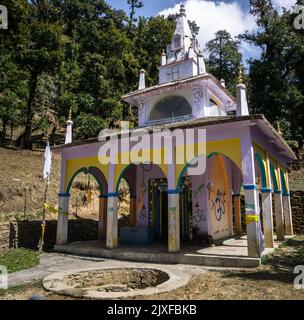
<box><xmin>54</xmin><ymin>235</ymin><xmax>293</xmax><ymax>268</ymax></box>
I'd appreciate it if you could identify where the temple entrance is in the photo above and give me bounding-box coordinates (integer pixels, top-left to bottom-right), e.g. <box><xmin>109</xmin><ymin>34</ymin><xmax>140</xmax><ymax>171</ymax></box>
<box><xmin>149</xmin><ymin>178</ymin><xmax>193</xmax><ymax>242</ymax></box>
<box><xmin>149</xmin><ymin>179</ymin><xmax>168</xmax><ymax>241</ymax></box>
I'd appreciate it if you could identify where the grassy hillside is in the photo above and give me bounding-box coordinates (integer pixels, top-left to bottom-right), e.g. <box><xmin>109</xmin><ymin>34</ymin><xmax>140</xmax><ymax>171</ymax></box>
<box><xmin>0</xmin><ymin>147</ymin><xmax>61</xmax><ymax>221</ymax></box>
<box><xmin>0</xmin><ymin>147</ymin><xmax>130</xmax><ymax>222</ymax></box>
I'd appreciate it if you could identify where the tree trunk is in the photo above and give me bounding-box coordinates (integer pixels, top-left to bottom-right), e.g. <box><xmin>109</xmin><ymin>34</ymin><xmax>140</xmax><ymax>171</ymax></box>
<box><xmin>1</xmin><ymin>119</ymin><xmax>7</xmax><ymax>142</ymax></box>
<box><xmin>16</xmin><ymin>72</ymin><xmax>39</xmax><ymax>150</ymax></box>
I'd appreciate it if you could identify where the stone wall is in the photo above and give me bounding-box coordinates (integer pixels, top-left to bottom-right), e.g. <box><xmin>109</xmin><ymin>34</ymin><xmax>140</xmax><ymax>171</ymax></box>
<box><xmin>0</xmin><ymin>219</ymin><xmax>98</xmax><ymax>252</ymax></box>
<box><xmin>238</xmin><ymin>192</ymin><xmax>303</xmax><ymax>235</ymax></box>
<box><xmin>290</xmin><ymin>191</ymin><xmax>304</xmax><ymax>234</ymax></box>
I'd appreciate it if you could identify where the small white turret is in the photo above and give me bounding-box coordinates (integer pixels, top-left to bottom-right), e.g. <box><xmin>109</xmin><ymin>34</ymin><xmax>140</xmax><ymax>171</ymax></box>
<box><xmin>65</xmin><ymin>108</ymin><xmax>73</xmax><ymax>144</ymax></box>
<box><xmin>236</xmin><ymin>68</ymin><xmax>249</xmax><ymax>116</ymax></box>
<box><xmin>161</xmin><ymin>50</ymin><xmax>167</xmax><ymax>66</ymax></box>
<box><xmin>220</xmin><ymin>79</ymin><xmax>226</xmax><ymax>88</ymax></box>
<box><xmin>138</xmin><ymin>69</ymin><xmax>146</xmax><ymax>90</ymax></box>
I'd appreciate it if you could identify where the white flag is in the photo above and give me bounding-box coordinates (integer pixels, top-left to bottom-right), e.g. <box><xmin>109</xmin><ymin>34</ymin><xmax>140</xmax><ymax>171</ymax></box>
<box><xmin>43</xmin><ymin>141</ymin><xmax>52</xmax><ymax>180</ymax></box>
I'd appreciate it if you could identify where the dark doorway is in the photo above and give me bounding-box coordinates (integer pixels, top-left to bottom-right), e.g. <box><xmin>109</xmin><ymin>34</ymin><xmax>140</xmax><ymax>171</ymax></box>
<box><xmin>149</xmin><ymin>179</ymin><xmax>168</xmax><ymax>241</ymax></box>
<box><xmin>149</xmin><ymin>177</ymin><xmax>193</xmax><ymax>243</ymax></box>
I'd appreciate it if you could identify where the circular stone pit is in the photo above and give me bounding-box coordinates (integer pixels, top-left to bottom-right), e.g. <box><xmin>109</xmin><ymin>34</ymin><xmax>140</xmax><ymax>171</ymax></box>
<box><xmin>43</xmin><ymin>266</ymin><xmax>190</xmax><ymax>299</ymax></box>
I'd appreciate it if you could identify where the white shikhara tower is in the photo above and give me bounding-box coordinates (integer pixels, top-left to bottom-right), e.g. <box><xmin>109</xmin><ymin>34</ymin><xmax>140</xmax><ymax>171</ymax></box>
<box><xmin>159</xmin><ymin>4</ymin><xmax>206</xmax><ymax>84</ymax></box>
<box><xmin>122</xmin><ymin>4</ymin><xmax>241</xmax><ymax>127</ymax></box>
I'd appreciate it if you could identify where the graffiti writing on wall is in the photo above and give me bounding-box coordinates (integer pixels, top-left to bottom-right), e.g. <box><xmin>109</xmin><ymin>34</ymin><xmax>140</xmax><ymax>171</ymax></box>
<box><xmin>193</xmin><ymin>183</ymin><xmax>205</xmax><ymax>199</ymax></box>
<box><xmin>211</xmin><ymin>189</ymin><xmax>226</xmax><ymax>222</ymax></box>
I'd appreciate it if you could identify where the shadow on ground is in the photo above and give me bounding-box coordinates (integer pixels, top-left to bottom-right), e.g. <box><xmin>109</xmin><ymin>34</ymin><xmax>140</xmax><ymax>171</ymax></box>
<box><xmin>223</xmin><ymin>237</ymin><xmax>304</xmax><ymax>285</ymax></box>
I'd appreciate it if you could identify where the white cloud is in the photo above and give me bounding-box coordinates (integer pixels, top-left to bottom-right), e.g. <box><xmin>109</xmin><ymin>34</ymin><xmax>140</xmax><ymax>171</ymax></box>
<box><xmin>272</xmin><ymin>0</ymin><xmax>296</xmax><ymax>12</ymax></box>
<box><xmin>157</xmin><ymin>0</ymin><xmax>261</xmax><ymax>61</ymax></box>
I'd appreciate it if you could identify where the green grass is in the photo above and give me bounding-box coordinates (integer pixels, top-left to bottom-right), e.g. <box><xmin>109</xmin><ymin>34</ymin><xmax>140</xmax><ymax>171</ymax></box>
<box><xmin>0</xmin><ymin>281</ymin><xmax>42</xmax><ymax>297</ymax></box>
<box><xmin>0</xmin><ymin>248</ymin><xmax>39</xmax><ymax>273</ymax></box>
<box><xmin>262</xmin><ymin>235</ymin><xmax>304</xmax><ymax>267</ymax></box>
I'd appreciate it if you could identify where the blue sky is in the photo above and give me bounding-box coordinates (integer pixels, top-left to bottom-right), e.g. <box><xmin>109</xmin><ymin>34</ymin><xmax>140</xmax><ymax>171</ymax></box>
<box><xmin>107</xmin><ymin>0</ymin><xmax>250</xmax><ymax>17</ymax></box>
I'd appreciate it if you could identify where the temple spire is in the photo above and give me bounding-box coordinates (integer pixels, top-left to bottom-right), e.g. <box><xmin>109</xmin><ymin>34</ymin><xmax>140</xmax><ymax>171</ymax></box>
<box><xmin>158</xmin><ymin>4</ymin><xmax>205</xmax><ymax>84</ymax></box>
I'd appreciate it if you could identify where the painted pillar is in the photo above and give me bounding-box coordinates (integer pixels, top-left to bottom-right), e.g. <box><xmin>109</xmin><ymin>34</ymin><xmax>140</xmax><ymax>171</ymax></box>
<box><xmin>232</xmin><ymin>194</ymin><xmax>242</xmax><ymax>235</ymax></box>
<box><xmin>283</xmin><ymin>192</ymin><xmax>293</xmax><ymax>235</ymax></box>
<box><xmin>56</xmin><ymin>194</ymin><xmax>70</xmax><ymax>245</ymax></box>
<box><xmin>167</xmin><ymin>138</ymin><xmax>180</xmax><ymax>253</ymax></box>
<box><xmin>241</xmin><ymin>127</ymin><xmax>264</xmax><ymax>258</ymax></box>
<box><xmin>98</xmin><ymin>196</ymin><xmax>107</xmax><ymax>240</ymax></box>
<box><xmin>106</xmin><ymin>194</ymin><xmax>119</xmax><ymax>249</ymax></box>
<box><xmin>261</xmin><ymin>189</ymin><xmax>274</xmax><ymax>248</ymax></box>
<box><xmin>168</xmin><ymin>192</ymin><xmax>180</xmax><ymax>253</ymax></box>
<box><xmin>274</xmin><ymin>191</ymin><xmax>285</xmax><ymax>241</ymax></box>
<box><xmin>106</xmin><ymin>162</ymin><xmax>119</xmax><ymax>249</ymax></box>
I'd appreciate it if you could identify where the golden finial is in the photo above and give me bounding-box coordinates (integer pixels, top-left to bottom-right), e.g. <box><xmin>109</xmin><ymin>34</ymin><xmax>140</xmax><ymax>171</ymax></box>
<box><xmin>68</xmin><ymin>107</ymin><xmax>72</xmax><ymax>121</ymax></box>
<box><xmin>238</xmin><ymin>66</ymin><xmax>244</xmax><ymax>85</ymax></box>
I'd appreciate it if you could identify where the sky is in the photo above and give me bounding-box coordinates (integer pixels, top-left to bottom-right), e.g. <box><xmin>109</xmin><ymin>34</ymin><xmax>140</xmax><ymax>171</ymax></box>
<box><xmin>108</xmin><ymin>0</ymin><xmax>296</xmax><ymax>62</ymax></box>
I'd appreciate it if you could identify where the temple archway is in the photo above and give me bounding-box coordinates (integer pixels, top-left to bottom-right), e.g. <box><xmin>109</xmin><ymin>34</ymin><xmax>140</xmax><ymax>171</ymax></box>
<box><xmin>64</xmin><ymin>166</ymin><xmax>108</xmax><ymax>242</ymax></box>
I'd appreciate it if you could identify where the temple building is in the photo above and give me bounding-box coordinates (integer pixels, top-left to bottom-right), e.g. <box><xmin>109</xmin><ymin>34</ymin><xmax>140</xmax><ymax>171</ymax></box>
<box><xmin>53</xmin><ymin>5</ymin><xmax>296</xmax><ymax>260</ymax></box>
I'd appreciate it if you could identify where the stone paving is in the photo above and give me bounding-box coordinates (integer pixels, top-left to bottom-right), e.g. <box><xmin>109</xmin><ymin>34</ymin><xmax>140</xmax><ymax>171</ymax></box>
<box><xmin>8</xmin><ymin>253</ymin><xmax>206</xmax><ymax>289</ymax></box>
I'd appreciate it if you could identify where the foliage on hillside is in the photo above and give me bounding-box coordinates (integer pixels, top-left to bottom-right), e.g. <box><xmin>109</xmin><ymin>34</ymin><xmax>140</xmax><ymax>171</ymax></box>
<box><xmin>0</xmin><ymin>0</ymin><xmax>176</xmax><ymax>149</ymax></box>
<box><xmin>0</xmin><ymin>0</ymin><xmax>303</xmax><ymax>152</ymax></box>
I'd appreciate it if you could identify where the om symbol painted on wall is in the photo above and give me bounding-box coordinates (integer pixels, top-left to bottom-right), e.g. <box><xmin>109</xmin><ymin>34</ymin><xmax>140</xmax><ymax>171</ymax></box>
<box><xmin>211</xmin><ymin>189</ymin><xmax>226</xmax><ymax>222</ymax></box>
<box><xmin>193</xmin><ymin>208</ymin><xmax>206</xmax><ymax>223</ymax></box>
<box><xmin>193</xmin><ymin>84</ymin><xmax>204</xmax><ymax>112</ymax></box>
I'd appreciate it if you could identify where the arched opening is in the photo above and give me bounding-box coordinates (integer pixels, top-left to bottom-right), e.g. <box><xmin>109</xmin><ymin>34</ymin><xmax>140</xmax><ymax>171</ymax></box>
<box><xmin>254</xmin><ymin>153</ymin><xmax>267</xmax><ymax>189</ymax></box>
<box><xmin>64</xmin><ymin>166</ymin><xmax>108</xmax><ymax>242</ymax></box>
<box><xmin>176</xmin><ymin>152</ymin><xmax>243</xmax><ymax>243</ymax></box>
<box><xmin>115</xmin><ymin>163</ymin><xmax>169</xmax><ymax>246</ymax></box>
<box><xmin>148</xmin><ymin>95</ymin><xmax>192</xmax><ymax>122</ymax></box>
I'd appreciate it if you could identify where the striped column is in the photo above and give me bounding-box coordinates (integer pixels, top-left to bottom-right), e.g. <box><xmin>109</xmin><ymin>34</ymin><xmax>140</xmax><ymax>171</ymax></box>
<box><xmin>274</xmin><ymin>191</ymin><xmax>285</xmax><ymax>241</ymax></box>
<box><xmin>244</xmin><ymin>185</ymin><xmax>264</xmax><ymax>258</ymax></box>
<box><xmin>56</xmin><ymin>193</ymin><xmax>70</xmax><ymax>245</ymax></box>
<box><xmin>261</xmin><ymin>188</ymin><xmax>274</xmax><ymax>248</ymax></box>
<box><xmin>168</xmin><ymin>190</ymin><xmax>180</xmax><ymax>253</ymax></box>
<box><xmin>283</xmin><ymin>192</ymin><xmax>293</xmax><ymax>236</ymax></box>
<box><xmin>106</xmin><ymin>193</ymin><xmax>119</xmax><ymax>249</ymax></box>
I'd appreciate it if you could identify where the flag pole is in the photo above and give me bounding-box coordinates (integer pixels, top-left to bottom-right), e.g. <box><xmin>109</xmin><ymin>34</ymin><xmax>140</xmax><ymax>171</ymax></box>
<box><xmin>39</xmin><ymin>140</ymin><xmax>52</xmax><ymax>254</ymax></box>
